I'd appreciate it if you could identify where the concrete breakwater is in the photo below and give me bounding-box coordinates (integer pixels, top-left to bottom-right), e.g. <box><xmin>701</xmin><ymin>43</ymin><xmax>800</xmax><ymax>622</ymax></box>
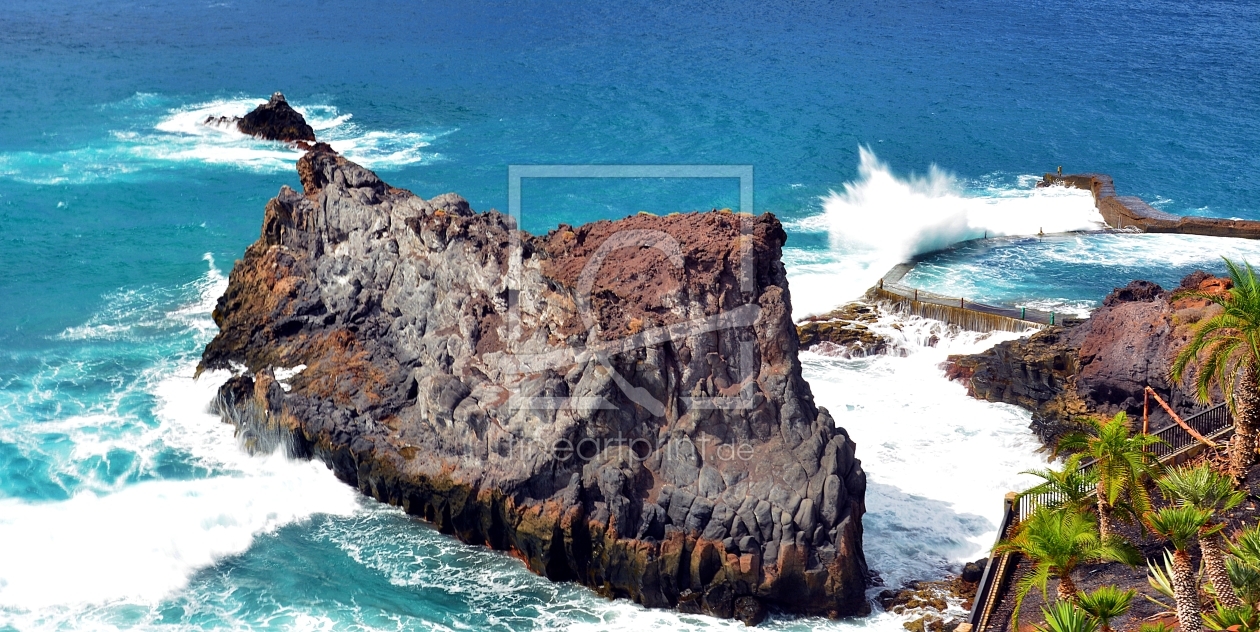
<box><xmin>869</xmin><ymin>263</ymin><xmax>1055</xmax><ymax>334</ymax></box>
<box><xmin>856</xmin><ymin>171</ymin><xmax>1258</xmax><ymax>335</ymax></box>
<box><xmin>1041</xmin><ymin>172</ymin><xmax>1260</xmax><ymax>238</ymax></box>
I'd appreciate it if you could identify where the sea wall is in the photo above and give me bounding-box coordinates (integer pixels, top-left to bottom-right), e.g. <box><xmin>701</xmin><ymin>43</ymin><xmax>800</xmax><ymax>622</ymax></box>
<box><xmin>1041</xmin><ymin>173</ymin><xmax>1260</xmax><ymax>239</ymax></box>
<box><xmin>200</xmin><ymin>145</ymin><xmax>870</xmax><ymax>623</ymax></box>
<box><xmin>868</xmin><ymin>262</ymin><xmax>1052</xmax><ymax>334</ymax></box>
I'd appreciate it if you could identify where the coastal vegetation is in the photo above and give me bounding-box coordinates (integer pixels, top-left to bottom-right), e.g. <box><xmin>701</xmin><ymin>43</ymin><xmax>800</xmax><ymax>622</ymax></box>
<box><xmin>1057</xmin><ymin>413</ymin><xmax>1162</xmax><ymax>540</ymax></box>
<box><xmin>999</xmin><ymin>454</ymin><xmax>1260</xmax><ymax>632</ymax></box>
<box><xmin>994</xmin><ymin>508</ymin><xmax>1139</xmax><ymax>624</ymax></box>
<box><xmin>1172</xmin><ymin>258</ymin><xmax>1260</xmax><ymax>478</ymax></box>
<box><xmin>961</xmin><ymin>261</ymin><xmax>1260</xmax><ymax>632</ymax></box>
<box><xmin>1154</xmin><ymin>463</ymin><xmax>1246</xmax><ymax>608</ymax></box>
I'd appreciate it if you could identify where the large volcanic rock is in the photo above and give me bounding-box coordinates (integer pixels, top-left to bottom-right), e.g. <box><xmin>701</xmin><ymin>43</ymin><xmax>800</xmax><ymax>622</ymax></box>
<box><xmin>946</xmin><ymin>275</ymin><xmax>1231</xmax><ymax>446</ymax></box>
<box><xmin>234</xmin><ymin>92</ymin><xmax>316</xmax><ymax>142</ymax></box>
<box><xmin>200</xmin><ymin>146</ymin><xmax>870</xmax><ymax>620</ymax></box>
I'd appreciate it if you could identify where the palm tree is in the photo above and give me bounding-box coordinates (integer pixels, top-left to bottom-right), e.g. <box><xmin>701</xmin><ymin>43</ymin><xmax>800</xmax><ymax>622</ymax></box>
<box><xmin>1157</xmin><ymin>463</ymin><xmax>1247</xmax><ymax>608</ymax></box>
<box><xmin>1018</xmin><ymin>453</ymin><xmax>1100</xmax><ymax>516</ymax></box>
<box><xmin>1146</xmin><ymin>506</ymin><xmax>1219</xmax><ymax>632</ymax></box>
<box><xmin>1077</xmin><ymin>585</ymin><xmax>1136</xmax><ymax>632</ymax></box>
<box><xmin>1229</xmin><ymin>524</ymin><xmax>1260</xmax><ymax>606</ymax></box>
<box><xmin>1059</xmin><ymin>412</ymin><xmax>1164</xmax><ymax>539</ymax></box>
<box><xmin>996</xmin><ymin>507</ymin><xmax>1142</xmax><ymax>626</ymax></box>
<box><xmin>1036</xmin><ymin>601</ymin><xmax>1100</xmax><ymax>632</ymax></box>
<box><xmin>1171</xmin><ymin>257</ymin><xmax>1260</xmax><ymax>478</ymax></box>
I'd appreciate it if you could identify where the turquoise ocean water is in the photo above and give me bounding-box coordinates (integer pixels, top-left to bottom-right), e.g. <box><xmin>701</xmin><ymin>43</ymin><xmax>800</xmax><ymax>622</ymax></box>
<box><xmin>2</xmin><ymin>1</ymin><xmax>1259</xmax><ymax>629</ymax></box>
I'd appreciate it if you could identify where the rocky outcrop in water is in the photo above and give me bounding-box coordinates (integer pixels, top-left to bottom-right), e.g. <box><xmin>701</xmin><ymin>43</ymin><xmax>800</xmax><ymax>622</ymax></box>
<box><xmin>877</xmin><ymin>574</ymin><xmax>979</xmax><ymax>632</ymax></box>
<box><xmin>945</xmin><ymin>275</ymin><xmax>1231</xmax><ymax>446</ymax></box>
<box><xmin>201</xmin><ymin>145</ymin><xmax>870</xmax><ymax>622</ymax></box>
<box><xmin>796</xmin><ymin>303</ymin><xmax>890</xmax><ymax>358</ymax></box>
<box><xmin>205</xmin><ymin>92</ymin><xmax>316</xmax><ymax>143</ymax></box>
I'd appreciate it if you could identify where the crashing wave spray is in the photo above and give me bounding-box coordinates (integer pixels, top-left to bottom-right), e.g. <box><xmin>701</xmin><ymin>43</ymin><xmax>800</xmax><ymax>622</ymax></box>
<box><xmin>786</xmin><ymin>148</ymin><xmax>1103</xmax><ymax>316</ymax></box>
<box><xmin>0</xmin><ymin>258</ymin><xmax>361</xmax><ymax>615</ymax></box>
<box><xmin>822</xmin><ymin>147</ymin><xmax>1103</xmax><ymax>260</ymax></box>
<box><xmin>800</xmin><ymin>309</ymin><xmax>1045</xmax><ymax>595</ymax></box>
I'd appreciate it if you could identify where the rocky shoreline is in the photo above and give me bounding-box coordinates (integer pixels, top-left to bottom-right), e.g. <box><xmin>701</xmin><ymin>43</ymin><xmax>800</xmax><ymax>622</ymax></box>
<box><xmin>200</xmin><ymin>145</ymin><xmax>870</xmax><ymax>623</ymax></box>
<box><xmin>878</xmin><ymin>574</ymin><xmax>981</xmax><ymax>632</ymax></box>
<box><xmin>945</xmin><ymin>272</ymin><xmax>1231</xmax><ymax>449</ymax></box>
<box><xmin>796</xmin><ymin>302</ymin><xmax>891</xmax><ymax>358</ymax></box>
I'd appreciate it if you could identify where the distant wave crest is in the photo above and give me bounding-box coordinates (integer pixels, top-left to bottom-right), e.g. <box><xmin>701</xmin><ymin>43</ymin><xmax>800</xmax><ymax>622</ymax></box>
<box><xmin>0</xmin><ymin>95</ymin><xmax>447</xmax><ymax>185</ymax></box>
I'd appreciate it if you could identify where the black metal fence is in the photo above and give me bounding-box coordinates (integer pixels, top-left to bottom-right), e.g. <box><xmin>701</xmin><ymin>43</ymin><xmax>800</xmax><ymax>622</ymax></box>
<box><xmin>1148</xmin><ymin>402</ymin><xmax>1232</xmax><ymax>461</ymax></box>
<box><xmin>1012</xmin><ymin>402</ymin><xmax>1231</xmax><ymax>522</ymax></box>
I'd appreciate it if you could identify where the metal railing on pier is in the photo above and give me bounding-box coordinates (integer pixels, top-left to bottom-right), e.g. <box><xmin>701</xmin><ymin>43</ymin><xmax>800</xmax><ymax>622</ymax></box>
<box><xmin>872</xmin><ymin>260</ymin><xmax>1066</xmax><ymax>334</ymax></box>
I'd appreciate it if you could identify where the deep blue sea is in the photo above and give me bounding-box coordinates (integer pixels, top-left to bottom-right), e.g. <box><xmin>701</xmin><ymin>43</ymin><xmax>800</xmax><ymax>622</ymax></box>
<box><xmin>1</xmin><ymin>1</ymin><xmax>1258</xmax><ymax>629</ymax></box>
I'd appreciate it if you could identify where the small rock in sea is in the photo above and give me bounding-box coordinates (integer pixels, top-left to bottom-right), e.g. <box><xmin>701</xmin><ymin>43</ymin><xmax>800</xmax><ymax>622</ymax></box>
<box><xmin>235</xmin><ymin>92</ymin><xmax>316</xmax><ymax>142</ymax></box>
<box><xmin>961</xmin><ymin>557</ymin><xmax>987</xmax><ymax>583</ymax></box>
<box><xmin>734</xmin><ymin>596</ymin><xmax>768</xmax><ymax>626</ymax></box>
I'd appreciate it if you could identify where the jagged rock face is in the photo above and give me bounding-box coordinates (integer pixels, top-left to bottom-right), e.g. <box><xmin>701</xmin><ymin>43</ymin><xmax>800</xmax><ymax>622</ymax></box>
<box><xmin>201</xmin><ymin>146</ymin><xmax>870</xmax><ymax>620</ymax></box>
<box><xmin>235</xmin><ymin>92</ymin><xmax>316</xmax><ymax>142</ymax></box>
<box><xmin>946</xmin><ymin>276</ymin><xmax>1230</xmax><ymax>446</ymax></box>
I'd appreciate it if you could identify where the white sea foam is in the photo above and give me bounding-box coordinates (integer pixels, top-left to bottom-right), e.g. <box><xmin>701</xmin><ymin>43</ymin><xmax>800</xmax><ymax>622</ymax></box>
<box><xmin>1033</xmin><ymin>233</ymin><xmax>1260</xmax><ymax>270</ymax></box>
<box><xmin>0</xmin><ymin>358</ymin><xmax>359</xmax><ymax>613</ymax></box>
<box><xmin>0</xmin><ymin>257</ymin><xmax>360</xmax><ymax>615</ymax></box>
<box><xmin>785</xmin><ymin>148</ymin><xmax>1103</xmax><ymax>316</ymax></box>
<box><xmin>0</xmin><ymin>454</ymin><xmax>358</xmax><ymax>610</ymax></box>
<box><xmin>0</xmin><ymin>95</ymin><xmax>443</xmax><ymax>185</ymax></box>
<box><xmin>801</xmin><ymin>310</ymin><xmax>1045</xmax><ymax>589</ymax></box>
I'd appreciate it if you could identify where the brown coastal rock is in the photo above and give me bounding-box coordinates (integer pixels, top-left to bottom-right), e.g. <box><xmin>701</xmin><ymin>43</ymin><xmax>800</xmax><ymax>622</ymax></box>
<box><xmin>796</xmin><ymin>303</ymin><xmax>890</xmax><ymax>358</ymax></box>
<box><xmin>945</xmin><ymin>275</ymin><xmax>1231</xmax><ymax>446</ymax></box>
<box><xmin>200</xmin><ymin>146</ymin><xmax>870</xmax><ymax>620</ymax></box>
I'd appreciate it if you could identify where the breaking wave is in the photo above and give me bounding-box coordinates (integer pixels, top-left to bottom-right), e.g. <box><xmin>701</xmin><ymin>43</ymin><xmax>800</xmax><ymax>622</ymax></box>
<box><xmin>0</xmin><ymin>95</ymin><xmax>447</xmax><ymax>185</ymax></box>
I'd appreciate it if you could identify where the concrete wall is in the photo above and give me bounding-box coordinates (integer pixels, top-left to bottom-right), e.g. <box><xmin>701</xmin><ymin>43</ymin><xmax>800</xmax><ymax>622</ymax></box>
<box><xmin>1041</xmin><ymin>173</ymin><xmax>1260</xmax><ymax>239</ymax></box>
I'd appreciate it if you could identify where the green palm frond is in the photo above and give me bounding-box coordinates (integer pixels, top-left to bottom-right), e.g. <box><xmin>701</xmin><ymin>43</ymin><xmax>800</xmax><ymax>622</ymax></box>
<box><xmin>1057</xmin><ymin>412</ymin><xmax>1164</xmax><ymax>531</ymax></box>
<box><xmin>1138</xmin><ymin>623</ymin><xmax>1177</xmax><ymax>632</ymax></box>
<box><xmin>998</xmin><ymin>507</ymin><xmax>1143</xmax><ymax>627</ymax></box>
<box><xmin>1233</xmin><ymin>525</ymin><xmax>1260</xmax><ymax>567</ymax></box>
<box><xmin>1019</xmin><ymin>453</ymin><xmax>1099</xmax><ymax>514</ymax></box>
<box><xmin>1145</xmin><ymin>506</ymin><xmax>1218</xmax><ymax>550</ymax></box>
<box><xmin>1147</xmin><ymin>550</ymin><xmax>1177</xmax><ymax>605</ymax></box>
<box><xmin>1157</xmin><ymin>463</ymin><xmax>1247</xmax><ymax>513</ymax></box>
<box><xmin>1171</xmin><ymin>257</ymin><xmax>1260</xmax><ymax>411</ymax></box>
<box><xmin>1204</xmin><ymin>603</ymin><xmax>1260</xmax><ymax>632</ymax></box>
<box><xmin>1012</xmin><ymin>560</ymin><xmax>1055</xmax><ymax>627</ymax></box>
<box><xmin>1228</xmin><ymin>524</ymin><xmax>1260</xmax><ymax>605</ymax></box>
<box><xmin>1227</xmin><ymin>556</ymin><xmax>1260</xmax><ymax>606</ymax></box>
<box><xmin>1035</xmin><ymin>600</ymin><xmax>1100</xmax><ymax>632</ymax></box>
<box><xmin>1077</xmin><ymin>585</ymin><xmax>1136</xmax><ymax>626</ymax></box>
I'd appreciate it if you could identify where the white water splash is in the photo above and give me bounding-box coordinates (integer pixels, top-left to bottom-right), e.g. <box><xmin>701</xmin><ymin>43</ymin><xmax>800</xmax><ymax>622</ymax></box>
<box><xmin>801</xmin><ymin>309</ymin><xmax>1045</xmax><ymax>590</ymax></box>
<box><xmin>0</xmin><ymin>257</ymin><xmax>360</xmax><ymax>614</ymax></box>
<box><xmin>786</xmin><ymin>148</ymin><xmax>1103</xmax><ymax>316</ymax></box>
<box><xmin>0</xmin><ymin>95</ymin><xmax>446</xmax><ymax>185</ymax></box>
